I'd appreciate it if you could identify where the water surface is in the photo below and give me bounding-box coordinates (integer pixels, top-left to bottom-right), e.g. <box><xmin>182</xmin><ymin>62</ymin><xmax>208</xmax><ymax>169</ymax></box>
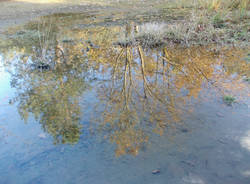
<box><xmin>0</xmin><ymin>13</ymin><xmax>250</xmax><ymax>184</ymax></box>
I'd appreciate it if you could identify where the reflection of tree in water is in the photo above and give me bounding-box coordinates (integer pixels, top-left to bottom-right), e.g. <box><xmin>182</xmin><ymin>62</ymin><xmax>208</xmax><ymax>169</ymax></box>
<box><xmin>6</xmin><ymin>17</ymin><xmax>91</xmax><ymax>144</ymax></box>
<box><xmin>1</xmin><ymin>15</ymin><xmax>123</xmax><ymax>145</ymax></box>
<box><xmin>92</xmin><ymin>33</ymin><xmax>249</xmax><ymax>156</ymax></box>
<box><xmin>12</xmin><ymin>68</ymin><xmax>87</xmax><ymax>144</ymax></box>
<box><xmin>1</xmin><ymin>16</ymin><xmax>249</xmax><ymax>154</ymax></box>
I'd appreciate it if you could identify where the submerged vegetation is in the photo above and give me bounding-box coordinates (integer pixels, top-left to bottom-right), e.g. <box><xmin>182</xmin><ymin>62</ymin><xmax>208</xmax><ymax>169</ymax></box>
<box><xmin>223</xmin><ymin>95</ymin><xmax>236</xmax><ymax>106</ymax></box>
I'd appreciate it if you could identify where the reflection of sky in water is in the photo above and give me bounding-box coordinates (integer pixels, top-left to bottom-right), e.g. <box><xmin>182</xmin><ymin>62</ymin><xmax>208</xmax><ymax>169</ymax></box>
<box><xmin>0</xmin><ymin>14</ymin><xmax>249</xmax><ymax>183</ymax></box>
<box><xmin>0</xmin><ymin>55</ymin><xmax>12</xmax><ymax>101</ymax></box>
<box><xmin>241</xmin><ymin>130</ymin><xmax>250</xmax><ymax>152</ymax></box>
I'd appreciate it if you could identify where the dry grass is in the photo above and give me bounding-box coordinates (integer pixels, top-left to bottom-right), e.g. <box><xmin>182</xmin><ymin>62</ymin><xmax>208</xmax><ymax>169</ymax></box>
<box><xmin>163</xmin><ymin>11</ymin><xmax>223</xmax><ymax>46</ymax></box>
<box><xmin>116</xmin><ymin>8</ymin><xmax>249</xmax><ymax>48</ymax></box>
<box><xmin>1</xmin><ymin>0</ymin><xmax>249</xmax><ymax>48</ymax></box>
<box><xmin>114</xmin><ymin>0</ymin><xmax>249</xmax><ymax>48</ymax></box>
<box><xmin>170</xmin><ymin>0</ymin><xmax>250</xmax><ymax>10</ymax></box>
<box><xmin>135</xmin><ymin>22</ymin><xmax>167</xmax><ymax>47</ymax></box>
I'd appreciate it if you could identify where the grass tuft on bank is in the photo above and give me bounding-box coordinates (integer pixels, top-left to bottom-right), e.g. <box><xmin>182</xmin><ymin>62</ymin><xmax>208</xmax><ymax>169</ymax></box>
<box><xmin>115</xmin><ymin>0</ymin><xmax>249</xmax><ymax>48</ymax></box>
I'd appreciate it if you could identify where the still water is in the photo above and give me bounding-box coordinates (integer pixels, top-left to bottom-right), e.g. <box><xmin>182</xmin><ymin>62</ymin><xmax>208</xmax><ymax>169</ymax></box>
<box><xmin>0</xmin><ymin>13</ymin><xmax>250</xmax><ymax>184</ymax></box>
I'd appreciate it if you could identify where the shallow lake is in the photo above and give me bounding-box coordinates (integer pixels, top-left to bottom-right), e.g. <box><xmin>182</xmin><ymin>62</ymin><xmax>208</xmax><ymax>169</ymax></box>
<box><xmin>0</xmin><ymin>13</ymin><xmax>250</xmax><ymax>184</ymax></box>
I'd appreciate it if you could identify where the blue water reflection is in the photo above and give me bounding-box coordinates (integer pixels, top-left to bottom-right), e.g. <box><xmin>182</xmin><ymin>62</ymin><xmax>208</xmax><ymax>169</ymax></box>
<box><xmin>0</xmin><ymin>13</ymin><xmax>250</xmax><ymax>184</ymax></box>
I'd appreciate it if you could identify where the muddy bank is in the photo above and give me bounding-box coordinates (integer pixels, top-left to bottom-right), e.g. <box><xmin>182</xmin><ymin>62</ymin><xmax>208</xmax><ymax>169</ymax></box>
<box><xmin>1</xmin><ymin>0</ymin><xmax>248</xmax><ymax>48</ymax></box>
<box><xmin>0</xmin><ymin>0</ymin><xmax>157</xmax><ymax>33</ymax></box>
<box><xmin>0</xmin><ymin>1</ymin><xmax>112</xmax><ymax>33</ymax></box>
